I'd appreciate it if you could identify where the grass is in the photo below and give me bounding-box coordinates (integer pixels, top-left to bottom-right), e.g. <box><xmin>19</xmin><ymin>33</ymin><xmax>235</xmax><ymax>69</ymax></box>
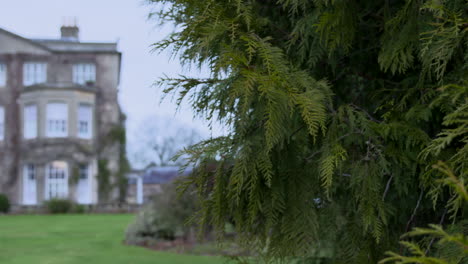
<box><xmin>0</xmin><ymin>214</ymin><xmax>227</xmax><ymax>264</ymax></box>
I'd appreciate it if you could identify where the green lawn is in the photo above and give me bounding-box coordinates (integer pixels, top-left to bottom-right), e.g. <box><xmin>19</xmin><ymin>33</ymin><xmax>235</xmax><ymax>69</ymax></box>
<box><xmin>0</xmin><ymin>214</ymin><xmax>226</xmax><ymax>264</ymax></box>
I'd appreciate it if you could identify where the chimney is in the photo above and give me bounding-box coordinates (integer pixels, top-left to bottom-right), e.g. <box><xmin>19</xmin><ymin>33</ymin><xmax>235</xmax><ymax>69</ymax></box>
<box><xmin>61</xmin><ymin>17</ymin><xmax>79</xmax><ymax>41</ymax></box>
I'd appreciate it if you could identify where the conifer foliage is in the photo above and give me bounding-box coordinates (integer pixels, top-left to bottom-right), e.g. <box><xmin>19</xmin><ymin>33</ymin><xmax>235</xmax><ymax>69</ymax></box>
<box><xmin>148</xmin><ymin>0</ymin><xmax>467</xmax><ymax>262</ymax></box>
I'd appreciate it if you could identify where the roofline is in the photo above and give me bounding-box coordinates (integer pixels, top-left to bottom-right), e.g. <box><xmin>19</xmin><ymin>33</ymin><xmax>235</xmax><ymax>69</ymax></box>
<box><xmin>32</xmin><ymin>39</ymin><xmax>119</xmax><ymax>46</ymax></box>
<box><xmin>0</xmin><ymin>27</ymin><xmax>51</xmax><ymax>53</ymax></box>
<box><xmin>0</xmin><ymin>28</ymin><xmax>120</xmax><ymax>54</ymax></box>
<box><xmin>52</xmin><ymin>50</ymin><xmax>121</xmax><ymax>54</ymax></box>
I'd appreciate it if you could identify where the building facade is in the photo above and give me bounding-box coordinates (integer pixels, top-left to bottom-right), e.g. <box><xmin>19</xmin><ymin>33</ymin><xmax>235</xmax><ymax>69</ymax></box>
<box><xmin>0</xmin><ymin>25</ymin><xmax>124</xmax><ymax>205</ymax></box>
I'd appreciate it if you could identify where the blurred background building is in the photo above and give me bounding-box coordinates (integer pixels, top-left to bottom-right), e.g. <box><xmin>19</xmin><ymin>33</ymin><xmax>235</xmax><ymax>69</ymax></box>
<box><xmin>126</xmin><ymin>166</ymin><xmax>192</xmax><ymax>204</ymax></box>
<box><xmin>0</xmin><ymin>24</ymin><xmax>124</xmax><ymax>205</ymax></box>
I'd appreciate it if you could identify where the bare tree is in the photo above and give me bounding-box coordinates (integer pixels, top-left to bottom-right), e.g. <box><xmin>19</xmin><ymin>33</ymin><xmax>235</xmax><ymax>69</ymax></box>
<box><xmin>129</xmin><ymin>116</ymin><xmax>201</xmax><ymax>168</ymax></box>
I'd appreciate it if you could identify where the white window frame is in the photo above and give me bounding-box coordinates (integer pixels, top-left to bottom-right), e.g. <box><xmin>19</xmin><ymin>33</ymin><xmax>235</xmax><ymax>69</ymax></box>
<box><xmin>23</xmin><ymin>62</ymin><xmax>47</xmax><ymax>86</ymax></box>
<box><xmin>0</xmin><ymin>63</ymin><xmax>6</xmax><ymax>87</ymax></box>
<box><xmin>77</xmin><ymin>104</ymin><xmax>93</xmax><ymax>139</ymax></box>
<box><xmin>76</xmin><ymin>164</ymin><xmax>91</xmax><ymax>204</ymax></box>
<box><xmin>79</xmin><ymin>164</ymin><xmax>89</xmax><ymax>180</ymax></box>
<box><xmin>46</xmin><ymin>102</ymin><xmax>68</xmax><ymax>138</ymax></box>
<box><xmin>73</xmin><ymin>63</ymin><xmax>96</xmax><ymax>85</ymax></box>
<box><xmin>22</xmin><ymin>164</ymin><xmax>37</xmax><ymax>205</ymax></box>
<box><xmin>45</xmin><ymin>161</ymin><xmax>69</xmax><ymax>200</ymax></box>
<box><xmin>26</xmin><ymin>164</ymin><xmax>36</xmax><ymax>180</ymax></box>
<box><xmin>0</xmin><ymin>106</ymin><xmax>4</xmax><ymax>141</ymax></box>
<box><xmin>23</xmin><ymin>104</ymin><xmax>38</xmax><ymax>139</ymax></box>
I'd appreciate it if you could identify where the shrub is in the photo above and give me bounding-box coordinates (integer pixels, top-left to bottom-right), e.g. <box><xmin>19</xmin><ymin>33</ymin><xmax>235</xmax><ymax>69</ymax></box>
<box><xmin>71</xmin><ymin>204</ymin><xmax>86</xmax><ymax>214</ymax></box>
<box><xmin>44</xmin><ymin>199</ymin><xmax>73</xmax><ymax>214</ymax></box>
<box><xmin>125</xmin><ymin>181</ymin><xmax>199</xmax><ymax>245</ymax></box>
<box><xmin>0</xmin><ymin>194</ymin><xmax>10</xmax><ymax>213</ymax></box>
<box><xmin>125</xmin><ymin>205</ymin><xmax>161</xmax><ymax>245</ymax></box>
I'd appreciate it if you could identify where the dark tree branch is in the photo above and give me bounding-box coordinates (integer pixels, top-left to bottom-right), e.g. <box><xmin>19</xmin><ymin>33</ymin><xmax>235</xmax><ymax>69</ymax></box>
<box><xmin>405</xmin><ymin>190</ymin><xmax>424</xmax><ymax>232</ymax></box>
<box><xmin>382</xmin><ymin>174</ymin><xmax>394</xmax><ymax>201</ymax></box>
<box><xmin>289</xmin><ymin>125</ymin><xmax>305</xmax><ymax>140</ymax></box>
<box><xmin>305</xmin><ymin>150</ymin><xmax>323</xmax><ymax>162</ymax></box>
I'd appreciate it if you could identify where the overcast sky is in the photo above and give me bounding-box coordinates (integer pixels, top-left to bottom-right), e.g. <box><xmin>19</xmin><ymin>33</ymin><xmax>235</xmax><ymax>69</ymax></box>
<box><xmin>0</xmin><ymin>0</ymin><xmax>223</xmax><ymax>167</ymax></box>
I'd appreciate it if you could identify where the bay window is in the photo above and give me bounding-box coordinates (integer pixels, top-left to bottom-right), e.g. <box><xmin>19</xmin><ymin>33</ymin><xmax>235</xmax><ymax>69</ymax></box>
<box><xmin>46</xmin><ymin>103</ymin><xmax>68</xmax><ymax>137</ymax></box>
<box><xmin>23</xmin><ymin>104</ymin><xmax>38</xmax><ymax>139</ymax></box>
<box><xmin>45</xmin><ymin>161</ymin><xmax>69</xmax><ymax>200</ymax></box>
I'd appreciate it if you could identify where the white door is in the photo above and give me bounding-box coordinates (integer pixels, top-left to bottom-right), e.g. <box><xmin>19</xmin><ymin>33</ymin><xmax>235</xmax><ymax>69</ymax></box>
<box><xmin>22</xmin><ymin>164</ymin><xmax>37</xmax><ymax>205</ymax></box>
<box><xmin>45</xmin><ymin>161</ymin><xmax>69</xmax><ymax>200</ymax></box>
<box><xmin>76</xmin><ymin>164</ymin><xmax>91</xmax><ymax>204</ymax></box>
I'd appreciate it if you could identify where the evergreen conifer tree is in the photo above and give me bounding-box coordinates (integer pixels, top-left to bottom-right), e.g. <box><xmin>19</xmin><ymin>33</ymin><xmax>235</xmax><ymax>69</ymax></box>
<box><xmin>148</xmin><ymin>0</ymin><xmax>467</xmax><ymax>262</ymax></box>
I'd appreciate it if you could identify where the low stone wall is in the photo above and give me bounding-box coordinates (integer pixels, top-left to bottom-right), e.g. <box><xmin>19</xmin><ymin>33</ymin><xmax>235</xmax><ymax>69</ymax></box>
<box><xmin>9</xmin><ymin>203</ymin><xmax>142</xmax><ymax>214</ymax></box>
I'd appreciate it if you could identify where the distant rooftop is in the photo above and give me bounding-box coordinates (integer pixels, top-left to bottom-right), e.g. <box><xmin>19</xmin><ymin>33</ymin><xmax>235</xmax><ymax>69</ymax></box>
<box><xmin>0</xmin><ymin>23</ymin><xmax>119</xmax><ymax>53</ymax></box>
<box><xmin>128</xmin><ymin>166</ymin><xmax>193</xmax><ymax>185</ymax></box>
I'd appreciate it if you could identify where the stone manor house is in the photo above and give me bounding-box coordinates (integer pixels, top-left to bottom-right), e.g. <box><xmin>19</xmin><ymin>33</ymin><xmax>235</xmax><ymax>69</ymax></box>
<box><xmin>0</xmin><ymin>25</ymin><xmax>124</xmax><ymax>205</ymax></box>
